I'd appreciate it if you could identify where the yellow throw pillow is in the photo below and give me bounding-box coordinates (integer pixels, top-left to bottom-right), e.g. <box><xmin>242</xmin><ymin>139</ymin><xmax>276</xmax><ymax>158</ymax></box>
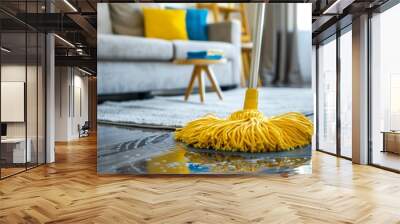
<box><xmin>143</xmin><ymin>8</ymin><xmax>188</xmax><ymax>40</ymax></box>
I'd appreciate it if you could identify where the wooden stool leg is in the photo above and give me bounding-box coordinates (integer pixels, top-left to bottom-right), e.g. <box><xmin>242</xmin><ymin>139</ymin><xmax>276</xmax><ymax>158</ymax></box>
<box><xmin>258</xmin><ymin>77</ymin><xmax>262</xmax><ymax>87</ymax></box>
<box><xmin>184</xmin><ymin>66</ymin><xmax>199</xmax><ymax>101</ymax></box>
<box><xmin>197</xmin><ymin>67</ymin><xmax>205</xmax><ymax>103</ymax></box>
<box><xmin>204</xmin><ymin>66</ymin><xmax>223</xmax><ymax>100</ymax></box>
<box><xmin>243</xmin><ymin>50</ymin><xmax>250</xmax><ymax>85</ymax></box>
<box><xmin>240</xmin><ymin>51</ymin><xmax>247</xmax><ymax>87</ymax></box>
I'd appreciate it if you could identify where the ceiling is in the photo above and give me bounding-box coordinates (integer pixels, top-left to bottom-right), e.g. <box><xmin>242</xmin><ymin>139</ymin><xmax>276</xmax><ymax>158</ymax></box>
<box><xmin>0</xmin><ymin>0</ymin><xmax>97</xmax><ymax>74</ymax></box>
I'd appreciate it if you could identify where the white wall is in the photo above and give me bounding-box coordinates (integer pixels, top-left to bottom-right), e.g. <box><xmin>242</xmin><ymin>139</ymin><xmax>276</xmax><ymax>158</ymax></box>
<box><xmin>55</xmin><ymin>67</ymin><xmax>89</xmax><ymax>141</ymax></box>
<box><xmin>55</xmin><ymin>66</ymin><xmax>69</xmax><ymax>141</ymax></box>
<box><xmin>71</xmin><ymin>73</ymin><xmax>89</xmax><ymax>138</ymax></box>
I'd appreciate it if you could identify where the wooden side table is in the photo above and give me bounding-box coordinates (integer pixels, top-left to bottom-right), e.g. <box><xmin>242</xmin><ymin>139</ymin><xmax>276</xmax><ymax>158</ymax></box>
<box><xmin>381</xmin><ymin>131</ymin><xmax>400</xmax><ymax>154</ymax></box>
<box><xmin>174</xmin><ymin>59</ymin><xmax>225</xmax><ymax>103</ymax></box>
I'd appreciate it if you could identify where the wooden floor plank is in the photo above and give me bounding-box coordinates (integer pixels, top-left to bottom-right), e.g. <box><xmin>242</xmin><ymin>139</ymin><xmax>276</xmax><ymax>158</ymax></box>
<box><xmin>0</xmin><ymin>134</ymin><xmax>400</xmax><ymax>223</ymax></box>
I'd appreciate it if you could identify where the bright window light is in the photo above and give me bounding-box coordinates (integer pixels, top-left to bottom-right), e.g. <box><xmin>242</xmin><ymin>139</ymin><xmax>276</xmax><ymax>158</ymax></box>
<box><xmin>297</xmin><ymin>3</ymin><xmax>311</xmax><ymax>31</ymax></box>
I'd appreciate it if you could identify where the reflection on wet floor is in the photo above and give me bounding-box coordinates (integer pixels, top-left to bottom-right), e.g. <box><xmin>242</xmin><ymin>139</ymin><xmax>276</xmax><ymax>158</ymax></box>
<box><xmin>98</xmin><ymin>124</ymin><xmax>312</xmax><ymax>175</ymax></box>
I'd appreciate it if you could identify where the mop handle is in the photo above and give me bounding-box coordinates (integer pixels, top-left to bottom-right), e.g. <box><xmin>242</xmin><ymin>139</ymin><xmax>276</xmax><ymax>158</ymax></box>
<box><xmin>248</xmin><ymin>3</ymin><xmax>266</xmax><ymax>89</ymax></box>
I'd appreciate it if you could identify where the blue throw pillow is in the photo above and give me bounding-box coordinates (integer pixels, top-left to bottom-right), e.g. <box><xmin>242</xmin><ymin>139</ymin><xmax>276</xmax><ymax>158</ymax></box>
<box><xmin>186</xmin><ymin>9</ymin><xmax>208</xmax><ymax>41</ymax></box>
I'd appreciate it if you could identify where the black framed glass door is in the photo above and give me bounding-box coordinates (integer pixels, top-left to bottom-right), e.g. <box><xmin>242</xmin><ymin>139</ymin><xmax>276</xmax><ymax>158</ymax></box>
<box><xmin>0</xmin><ymin>0</ymin><xmax>46</xmax><ymax>179</ymax></box>
<box><xmin>317</xmin><ymin>35</ymin><xmax>337</xmax><ymax>155</ymax></box>
<box><xmin>369</xmin><ymin>1</ymin><xmax>400</xmax><ymax>172</ymax></box>
<box><xmin>315</xmin><ymin>25</ymin><xmax>353</xmax><ymax>159</ymax></box>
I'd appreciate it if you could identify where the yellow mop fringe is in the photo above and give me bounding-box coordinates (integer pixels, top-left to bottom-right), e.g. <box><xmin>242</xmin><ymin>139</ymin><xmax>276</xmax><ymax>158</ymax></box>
<box><xmin>175</xmin><ymin>88</ymin><xmax>313</xmax><ymax>152</ymax></box>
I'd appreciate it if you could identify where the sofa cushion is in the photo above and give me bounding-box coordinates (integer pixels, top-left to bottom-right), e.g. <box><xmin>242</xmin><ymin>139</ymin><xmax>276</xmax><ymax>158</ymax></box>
<box><xmin>98</xmin><ymin>61</ymin><xmax>236</xmax><ymax>94</ymax></box>
<box><xmin>98</xmin><ymin>34</ymin><xmax>174</xmax><ymax>61</ymax></box>
<box><xmin>173</xmin><ymin>40</ymin><xmax>236</xmax><ymax>60</ymax></box>
<box><xmin>186</xmin><ymin>9</ymin><xmax>208</xmax><ymax>41</ymax></box>
<box><xmin>109</xmin><ymin>3</ymin><xmax>160</xmax><ymax>36</ymax></box>
<box><xmin>143</xmin><ymin>8</ymin><xmax>188</xmax><ymax>40</ymax></box>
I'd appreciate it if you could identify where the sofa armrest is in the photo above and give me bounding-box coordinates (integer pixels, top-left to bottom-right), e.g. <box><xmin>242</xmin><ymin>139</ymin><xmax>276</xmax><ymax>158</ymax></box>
<box><xmin>208</xmin><ymin>20</ymin><xmax>241</xmax><ymax>48</ymax></box>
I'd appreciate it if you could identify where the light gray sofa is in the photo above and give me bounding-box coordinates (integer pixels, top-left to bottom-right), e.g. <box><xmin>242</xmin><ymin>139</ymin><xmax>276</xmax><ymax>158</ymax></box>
<box><xmin>97</xmin><ymin>3</ymin><xmax>241</xmax><ymax>96</ymax></box>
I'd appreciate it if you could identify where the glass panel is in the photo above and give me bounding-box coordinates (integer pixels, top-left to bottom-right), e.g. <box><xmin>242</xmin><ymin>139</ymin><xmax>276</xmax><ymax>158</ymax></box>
<box><xmin>26</xmin><ymin>0</ymin><xmax>40</xmax><ymax>169</ymax></box>
<box><xmin>318</xmin><ymin>37</ymin><xmax>337</xmax><ymax>154</ymax></box>
<box><xmin>1</xmin><ymin>31</ymin><xmax>27</xmax><ymax>177</ymax></box>
<box><xmin>312</xmin><ymin>45</ymin><xmax>317</xmax><ymax>151</ymax></box>
<box><xmin>0</xmin><ymin>0</ymin><xmax>46</xmax><ymax>178</ymax></box>
<box><xmin>38</xmin><ymin>33</ymin><xmax>45</xmax><ymax>165</ymax></box>
<box><xmin>340</xmin><ymin>30</ymin><xmax>352</xmax><ymax>158</ymax></box>
<box><xmin>27</xmin><ymin>31</ymin><xmax>38</xmax><ymax>169</ymax></box>
<box><xmin>371</xmin><ymin>4</ymin><xmax>400</xmax><ymax>171</ymax></box>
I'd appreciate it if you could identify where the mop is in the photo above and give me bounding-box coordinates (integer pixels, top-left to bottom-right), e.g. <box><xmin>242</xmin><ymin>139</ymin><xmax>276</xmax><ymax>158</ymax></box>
<box><xmin>175</xmin><ymin>3</ymin><xmax>313</xmax><ymax>152</ymax></box>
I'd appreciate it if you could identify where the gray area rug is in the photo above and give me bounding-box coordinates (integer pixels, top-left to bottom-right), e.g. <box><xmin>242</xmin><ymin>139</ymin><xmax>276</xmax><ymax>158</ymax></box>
<box><xmin>98</xmin><ymin>87</ymin><xmax>313</xmax><ymax>128</ymax></box>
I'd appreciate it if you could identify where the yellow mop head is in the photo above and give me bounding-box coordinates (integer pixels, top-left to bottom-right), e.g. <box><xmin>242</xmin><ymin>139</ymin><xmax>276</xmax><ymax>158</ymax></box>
<box><xmin>175</xmin><ymin>88</ymin><xmax>313</xmax><ymax>152</ymax></box>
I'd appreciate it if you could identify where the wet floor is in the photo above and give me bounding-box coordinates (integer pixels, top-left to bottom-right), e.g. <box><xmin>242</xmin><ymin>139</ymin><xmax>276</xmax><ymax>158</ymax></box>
<box><xmin>98</xmin><ymin>124</ymin><xmax>312</xmax><ymax>175</ymax></box>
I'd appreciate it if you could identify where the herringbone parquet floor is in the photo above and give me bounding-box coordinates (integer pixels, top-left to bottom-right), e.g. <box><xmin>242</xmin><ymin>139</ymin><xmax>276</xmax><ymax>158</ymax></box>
<box><xmin>1</xmin><ymin>134</ymin><xmax>400</xmax><ymax>224</ymax></box>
